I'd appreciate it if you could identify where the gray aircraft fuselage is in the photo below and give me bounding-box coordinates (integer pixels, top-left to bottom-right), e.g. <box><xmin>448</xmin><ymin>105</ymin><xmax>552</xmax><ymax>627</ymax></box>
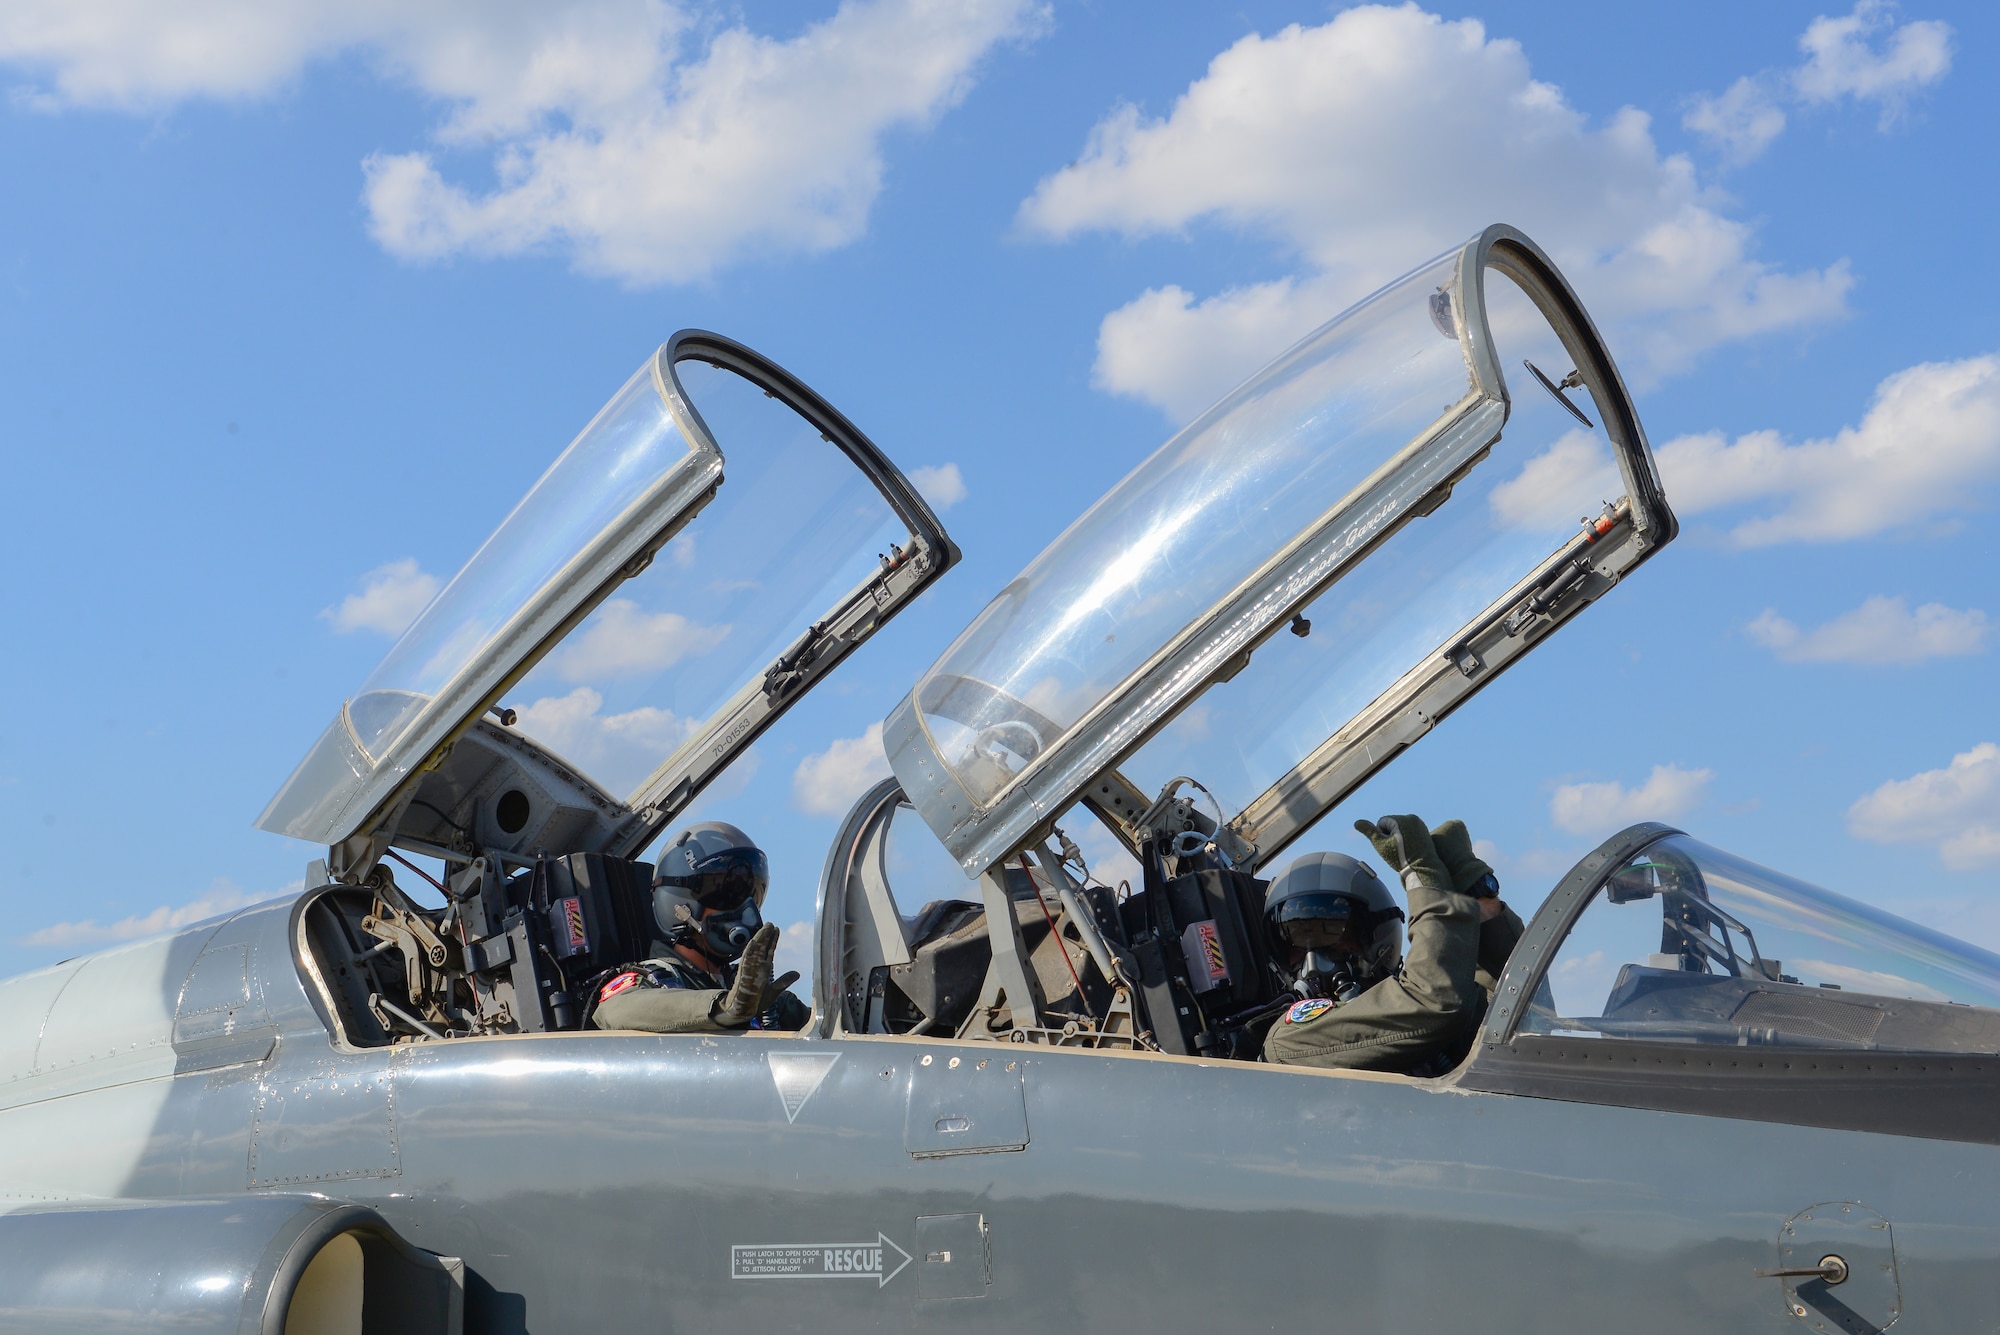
<box><xmin>4</xmin><ymin>887</ymin><xmax>1994</xmax><ymax>1333</ymax></box>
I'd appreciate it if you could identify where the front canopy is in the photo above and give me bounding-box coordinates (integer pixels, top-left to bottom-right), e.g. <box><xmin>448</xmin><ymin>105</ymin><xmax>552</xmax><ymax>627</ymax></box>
<box><xmin>886</xmin><ymin>225</ymin><xmax>1673</xmax><ymax>875</ymax></box>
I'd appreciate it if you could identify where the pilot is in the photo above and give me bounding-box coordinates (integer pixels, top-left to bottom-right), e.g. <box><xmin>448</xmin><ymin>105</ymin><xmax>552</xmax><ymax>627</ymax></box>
<box><xmin>1261</xmin><ymin>816</ymin><xmax>1523</xmax><ymax>1075</ymax></box>
<box><xmin>589</xmin><ymin>822</ymin><xmax>810</xmax><ymax>1034</ymax></box>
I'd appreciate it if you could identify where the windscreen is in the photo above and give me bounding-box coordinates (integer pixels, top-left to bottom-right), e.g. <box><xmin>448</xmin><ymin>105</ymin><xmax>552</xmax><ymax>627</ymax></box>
<box><xmin>910</xmin><ymin>247</ymin><xmax>1480</xmax><ymax>808</ymax></box>
<box><xmin>1523</xmin><ymin>835</ymin><xmax>2000</xmax><ymax>1052</ymax></box>
<box><xmin>1123</xmin><ymin>267</ymin><xmax>1622</xmax><ymax>814</ymax></box>
<box><xmin>504</xmin><ymin>357</ymin><xmax>911</xmax><ymax>796</ymax></box>
<box><xmin>346</xmin><ymin>358</ymin><xmax>697</xmax><ymax>762</ymax></box>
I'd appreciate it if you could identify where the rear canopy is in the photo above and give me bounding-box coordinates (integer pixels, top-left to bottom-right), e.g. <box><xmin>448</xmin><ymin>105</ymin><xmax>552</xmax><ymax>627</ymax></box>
<box><xmin>260</xmin><ymin>332</ymin><xmax>957</xmax><ymax>872</ymax></box>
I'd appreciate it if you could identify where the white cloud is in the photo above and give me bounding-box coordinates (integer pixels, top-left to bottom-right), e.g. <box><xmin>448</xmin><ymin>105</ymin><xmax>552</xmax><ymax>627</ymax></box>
<box><xmin>1489</xmin><ymin>428</ymin><xmax>1618</xmax><ymax>530</ymax></box>
<box><xmin>1018</xmin><ymin>4</ymin><xmax>1851</xmax><ymax>420</ymax></box>
<box><xmin>1848</xmin><ymin>742</ymin><xmax>2000</xmax><ymax>870</ymax></box>
<box><xmin>1498</xmin><ymin>352</ymin><xmax>2000</xmax><ymax>546</ymax></box>
<box><xmin>792</xmin><ymin>721</ymin><xmax>891</xmax><ymax>816</ymax></box>
<box><xmin>0</xmin><ymin>0</ymin><xmax>1040</xmax><ymax>284</ymax></box>
<box><xmin>907</xmin><ymin>462</ymin><xmax>966</xmax><ymax>511</ymax></box>
<box><xmin>1683</xmin><ymin>77</ymin><xmax>1786</xmax><ymax>164</ymax></box>
<box><xmin>775</xmin><ymin>919</ymin><xmax>814</xmax><ymax>987</ymax></box>
<box><xmin>21</xmin><ymin>877</ymin><xmax>292</xmax><ymax>949</ymax></box>
<box><xmin>1682</xmin><ymin>3</ymin><xmax>1951</xmax><ymax>163</ymax></box>
<box><xmin>1092</xmin><ymin>275</ymin><xmax>1349</xmax><ymax>423</ymax></box>
<box><xmin>1070</xmin><ymin>817</ymin><xmax>1141</xmax><ymax>894</ymax></box>
<box><xmin>551</xmin><ymin>597</ymin><xmax>730</xmax><ymax>680</ymax></box>
<box><xmin>1652</xmin><ymin>354</ymin><xmax>2000</xmax><ymax>545</ymax></box>
<box><xmin>1550</xmin><ymin>764</ymin><xmax>1712</xmax><ymax>836</ymax></box>
<box><xmin>514</xmin><ymin>685</ymin><xmax>699</xmax><ymax>793</ymax></box>
<box><xmin>323</xmin><ymin>557</ymin><xmax>440</xmax><ymax>635</ymax></box>
<box><xmin>1790</xmin><ymin>959</ymin><xmax>1949</xmax><ymax>1002</ymax></box>
<box><xmin>361</xmin><ymin>0</ymin><xmax>1041</xmax><ymax>283</ymax></box>
<box><xmin>1794</xmin><ymin>0</ymin><xmax>1953</xmax><ymax>123</ymax></box>
<box><xmin>1747</xmin><ymin>595</ymin><xmax>1987</xmax><ymax>664</ymax></box>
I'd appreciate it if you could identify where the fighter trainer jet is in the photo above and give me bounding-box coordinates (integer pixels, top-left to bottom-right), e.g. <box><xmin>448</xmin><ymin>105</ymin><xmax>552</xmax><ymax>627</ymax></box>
<box><xmin>2</xmin><ymin>225</ymin><xmax>1992</xmax><ymax>1335</ymax></box>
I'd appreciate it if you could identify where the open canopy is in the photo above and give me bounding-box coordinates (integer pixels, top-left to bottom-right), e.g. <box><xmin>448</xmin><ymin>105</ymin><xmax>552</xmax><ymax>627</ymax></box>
<box><xmin>259</xmin><ymin>332</ymin><xmax>956</xmax><ymax>871</ymax></box>
<box><xmin>885</xmin><ymin>225</ymin><xmax>1674</xmax><ymax>876</ymax></box>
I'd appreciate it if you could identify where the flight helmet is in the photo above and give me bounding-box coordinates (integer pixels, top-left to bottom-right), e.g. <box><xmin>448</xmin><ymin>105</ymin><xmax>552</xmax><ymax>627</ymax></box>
<box><xmin>653</xmin><ymin>821</ymin><xmax>769</xmax><ymax>963</ymax></box>
<box><xmin>1263</xmin><ymin>852</ymin><xmax>1405</xmax><ymax>994</ymax></box>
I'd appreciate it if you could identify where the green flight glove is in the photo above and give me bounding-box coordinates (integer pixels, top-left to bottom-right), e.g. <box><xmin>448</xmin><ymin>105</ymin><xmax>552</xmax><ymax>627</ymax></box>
<box><xmin>1429</xmin><ymin>819</ymin><xmax>1498</xmax><ymax>898</ymax></box>
<box><xmin>1353</xmin><ymin>815</ymin><xmax>1451</xmax><ymax>894</ymax></box>
<box><xmin>764</xmin><ymin>970</ymin><xmax>802</xmax><ymax>1010</ymax></box>
<box><xmin>714</xmin><ymin>922</ymin><xmax>780</xmax><ymax>1027</ymax></box>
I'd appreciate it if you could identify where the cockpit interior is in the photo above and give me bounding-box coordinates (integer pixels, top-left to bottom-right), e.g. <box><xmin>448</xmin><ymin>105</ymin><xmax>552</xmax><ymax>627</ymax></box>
<box><xmin>275</xmin><ymin>227</ymin><xmax>2000</xmax><ymax>1083</ymax></box>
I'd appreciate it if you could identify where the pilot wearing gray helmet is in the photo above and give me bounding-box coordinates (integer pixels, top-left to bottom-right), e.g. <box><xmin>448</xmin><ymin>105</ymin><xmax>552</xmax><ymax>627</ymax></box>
<box><xmin>590</xmin><ymin>821</ymin><xmax>809</xmax><ymax>1034</ymax></box>
<box><xmin>1262</xmin><ymin>817</ymin><xmax>1523</xmax><ymax>1074</ymax></box>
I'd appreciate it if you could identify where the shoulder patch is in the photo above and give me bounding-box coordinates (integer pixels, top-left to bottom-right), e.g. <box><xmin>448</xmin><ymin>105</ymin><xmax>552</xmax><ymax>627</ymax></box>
<box><xmin>600</xmin><ymin>971</ymin><xmax>640</xmax><ymax>1001</ymax></box>
<box><xmin>1285</xmin><ymin>998</ymin><xmax>1336</xmax><ymax>1025</ymax></box>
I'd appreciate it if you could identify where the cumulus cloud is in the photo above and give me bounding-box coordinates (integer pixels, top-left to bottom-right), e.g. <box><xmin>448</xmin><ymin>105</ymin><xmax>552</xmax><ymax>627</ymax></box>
<box><xmin>1794</xmin><ymin>0</ymin><xmax>1953</xmax><ymax>123</ymax></box>
<box><xmin>1683</xmin><ymin>2</ymin><xmax>1951</xmax><ymax>162</ymax></box>
<box><xmin>551</xmin><ymin>598</ymin><xmax>730</xmax><ymax>680</ymax></box>
<box><xmin>1683</xmin><ymin>77</ymin><xmax>1787</xmax><ymax>164</ymax></box>
<box><xmin>362</xmin><ymin>0</ymin><xmax>1041</xmax><ymax>283</ymax></box>
<box><xmin>1489</xmin><ymin>428</ymin><xmax>1617</xmax><ymax>530</ymax></box>
<box><xmin>514</xmin><ymin>685</ymin><xmax>699</xmax><ymax>793</ymax></box>
<box><xmin>1654</xmin><ymin>354</ymin><xmax>2000</xmax><ymax>545</ymax></box>
<box><xmin>1550</xmin><ymin>764</ymin><xmax>1712</xmax><ymax>836</ymax></box>
<box><xmin>1747</xmin><ymin>595</ymin><xmax>1986</xmax><ymax>664</ymax></box>
<box><xmin>1849</xmin><ymin>742</ymin><xmax>2000</xmax><ymax>870</ymax></box>
<box><xmin>793</xmin><ymin>721</ymin><xmax>891</xmax><ymax>816</ymax></box>
<box><xmin>775</xmin><ymin>919</ymin><xmax>814</xmax><ymax>987</ymax></box>
<box><xmin>1018</xmin><ymin>4</ymin><xmax>1852</xmax><ymax>420</ymax></box>
<box><xmin>323</xmin><ymin>557</ymin><xmax>440</xmax><ymax>635</ymax></box>
<box><xmin>1492</xmin><ymin>353</ymin><xmax>2000</xmax><ymax>545</ymax></box>
<box><xmin>0</xmin><ymin>0</ymin><xmax>1040</xmax><ymax>284</ymax></box>
<box><xmin>21</xmin><ymin>878</ymin><xmax>291</xmax><ymax>949</ymax></box>
<box><xmin>907</xmin><ymin>462</ymin><xmax>966</xmax><ymax>511</ymax></box>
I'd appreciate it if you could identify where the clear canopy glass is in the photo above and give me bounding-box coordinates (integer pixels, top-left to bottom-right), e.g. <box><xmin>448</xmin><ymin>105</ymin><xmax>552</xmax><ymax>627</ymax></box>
<box><xmin>260</xmin><ymin>342</ymin><xmax>926</xmax><ymax>848</ymax></box>
<box><xmin>349</xmin><ymin>359</ymin><xmax>697</xmax><ymax>761</ymax></box>
<box><xmin>1522</xmin><ymin>835</ymin><xmax>2000</xmax><ymax>1053</ymax></box>
<box><xmin>912</xmin><ymin>248</ymin><xmax>1481</xmax><ymax>807</ymax></box>
<box><xmin>506</xmin><ymin>358</ymin><xmax>911</xmax><ymax>797</ymax></box>
<box><xmin>1123</xmin><ymin>269</ymin><xmax>1621</xmax><ymax>813</ymax></box>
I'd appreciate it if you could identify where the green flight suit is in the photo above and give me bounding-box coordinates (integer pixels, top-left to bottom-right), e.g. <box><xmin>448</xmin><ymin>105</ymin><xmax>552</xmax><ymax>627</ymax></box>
<box><xmin>1264</xmin><ymin>816</ymin><xmax>1524</xmax><ymax>1073</ymax></box>
<box><xmin>591</xmin><ymin>954</ymin><xmax>808</xmax><ymax>1034</ymax></box>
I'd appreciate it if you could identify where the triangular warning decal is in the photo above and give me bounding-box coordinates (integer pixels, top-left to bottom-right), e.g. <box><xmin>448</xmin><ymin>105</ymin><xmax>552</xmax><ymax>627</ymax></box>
<box><xmin>767</xmin><ymin>1051</ymin><xmax>841</xmax><ymax>1123</ymax></box>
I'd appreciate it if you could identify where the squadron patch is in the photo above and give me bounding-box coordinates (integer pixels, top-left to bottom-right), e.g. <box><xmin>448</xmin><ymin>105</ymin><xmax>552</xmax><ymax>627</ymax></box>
<box><xmin>1285</xmin><ymin>998</ymin><xmax>1335</xmax><ymax>1025</ymax></box>
<box><xmin>600</xmin><ymin>971</ymin><xmax>640</xmax><ymax>1001</ymax></box>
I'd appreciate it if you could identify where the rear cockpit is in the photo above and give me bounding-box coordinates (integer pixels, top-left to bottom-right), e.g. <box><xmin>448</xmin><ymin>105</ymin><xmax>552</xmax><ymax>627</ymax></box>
<box><xmin>263</xmin><ymin>331</ymin><xmax>958</xmax><ymax>1046</ymax></box>
<box><xmin>296</xmin><ymin>854</ymin><xmax>663</xmax><ymax>1045</ymax></box>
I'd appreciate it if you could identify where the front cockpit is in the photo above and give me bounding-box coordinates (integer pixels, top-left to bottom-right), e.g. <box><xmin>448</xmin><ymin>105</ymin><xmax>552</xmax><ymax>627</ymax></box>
<box><xmin>842</xmin><ymin>225</ymin><xmax>1674</xmax><ymax>1060</ymax></box>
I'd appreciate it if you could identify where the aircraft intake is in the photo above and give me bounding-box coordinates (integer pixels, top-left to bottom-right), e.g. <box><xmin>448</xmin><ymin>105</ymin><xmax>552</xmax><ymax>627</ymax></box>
<box><xmin>0</xmin><ymin>1195</ymin><xmax>461</xmax><ymax>1335</ymax></box>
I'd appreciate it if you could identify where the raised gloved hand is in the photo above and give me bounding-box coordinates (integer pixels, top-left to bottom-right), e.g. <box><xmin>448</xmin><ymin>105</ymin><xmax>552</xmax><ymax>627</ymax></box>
<box><xmin>1428</xmin><ymin>819</ymin><xmax>1498</xmax><ymax>898</ymax></box>
<box><xmin>762</xmin><ymin>971</ymin><xmax>801</xmax><ymax>1010</ymax></box>
<box><xmin>714</xmin><ymin>922</ymin><xmax>780</xmax><ymax>1027</ymax></box>
<box><xmin>1353</xmin><ymin>815</ymin><xmax>1451</xmax><ymax>894</ymax></box>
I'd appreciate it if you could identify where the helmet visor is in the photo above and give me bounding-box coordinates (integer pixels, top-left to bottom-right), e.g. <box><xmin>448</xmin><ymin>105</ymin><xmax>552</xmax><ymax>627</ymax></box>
<box><xmin>1271</xmin><ymin>891</ymin><xmax>1373</xmax><ymax>952</ymax></box>
<box><xmin>659</xmin><ymin>847</ymin><xmax>770</xmax><ymax>911</ymax></box>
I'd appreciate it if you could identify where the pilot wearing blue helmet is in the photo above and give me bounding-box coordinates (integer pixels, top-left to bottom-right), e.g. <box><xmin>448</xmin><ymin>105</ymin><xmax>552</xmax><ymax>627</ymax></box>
<box><xmin>589</xmin><ymin>821</ymin><xmax>810</xmax><ymax>1034</ymax></box>
<box><xmin>1263</xmin><ymin>817</ymin><xmax>1523</xmax><ymax>1075</ymax></box>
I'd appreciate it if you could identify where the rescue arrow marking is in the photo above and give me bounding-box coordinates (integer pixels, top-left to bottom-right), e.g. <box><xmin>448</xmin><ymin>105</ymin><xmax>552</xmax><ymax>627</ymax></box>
<box><xmin>767</xmin><ymin>1051</ymin><xmax>840</xmax><ymax>1123</ymax></box>
<box><xmin>730</xmin><ymin>1233</ymin><xmax>912</xmax><ymax>1288</ymax></box>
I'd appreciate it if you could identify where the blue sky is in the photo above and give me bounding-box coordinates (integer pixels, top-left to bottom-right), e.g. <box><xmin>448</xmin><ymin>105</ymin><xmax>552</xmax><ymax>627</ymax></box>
<box><xmin>0</xmin><ymin>0</ymin><xmax>1994</xmax><ymax>982</ymax></box>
